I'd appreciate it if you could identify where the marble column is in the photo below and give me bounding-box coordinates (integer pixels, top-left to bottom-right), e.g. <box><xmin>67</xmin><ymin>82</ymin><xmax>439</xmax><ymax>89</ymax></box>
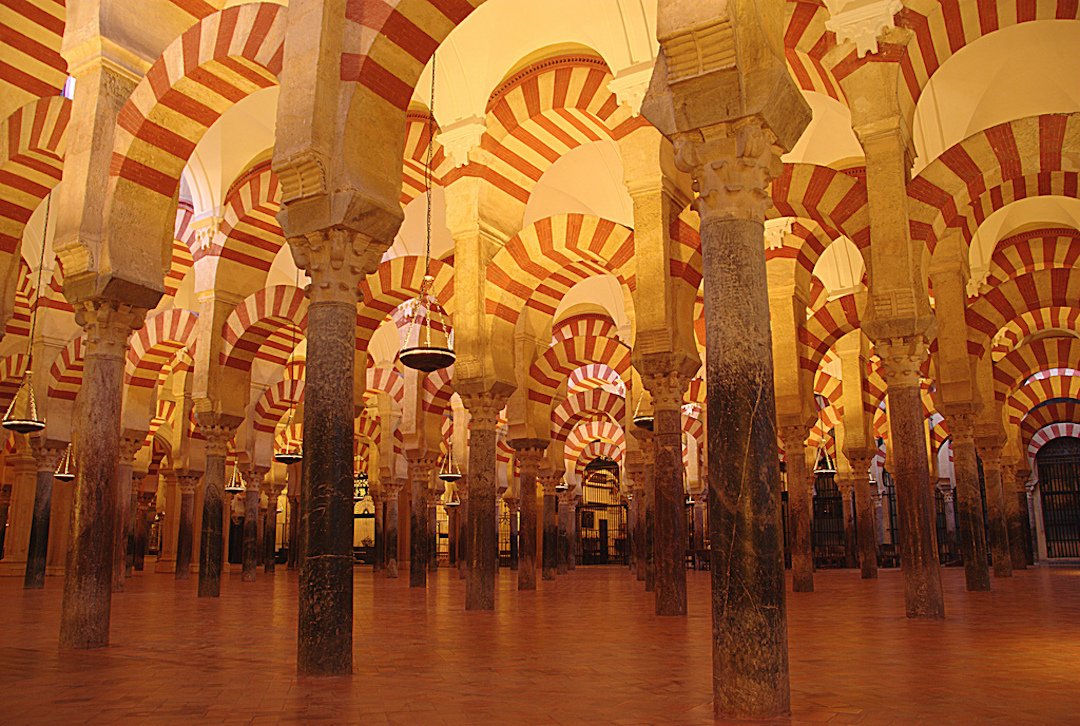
<box><xmin>428</xmin><ymin>497</ymin><xmax>439</xmax><ymax>572</ymax></box>
<box><xmin>1017</xmin><ymin>476</ymin><xmax>1035</xmax><ymax>565</ymax></box>
<box><xmin>838</xmin><ymin>480</ymin><xmax>857</xmax><ymax>569</ymax></box>
<box><xmin>940</xmin><ymin>486</ymin><xmax>958</xmax><ymax>561</ymax></box>
<box><xmin>637</xmin><ymin>437</ymin><xmax>656</xmax><ymax>592</ymax></box>
<box><xmin>24</xmin><ymin>442</ymin><xmax>63</xmax><ymax>589</ymax></box>
<box><xmin>692</xmin><ymin>499</ymin><xmax>705</xmax><ymax>553</ymax></box>
<box><xmin>848</xmin><ymin>455</ymin><xmax>878</xmax><ymax>579</ymax></box>
<box><xmin>462</xmin><ymin>392</ymin><xmax>507</xmax><ymax>611</ymax></box>
<box><xmin>633</xmin><ymin>485</ymin><xmax>647</xmax><ymax>582</ymax></box>
<box><xmin>878</xmin><ymin>338</ymin><xmax>946</xmax><ymax>618</ymax></box>
<box><xmin>134</xmin><ymin>492</ymin><xmax>154</xmax><ymax>571</ymax></box>
<box><xmin>872</xmin><ymin>491</ymin><xmax>885</xmax><ymax>547</ymax></box>
<box><xmin>383</xmin><ymin>483</ymin><xmax>401</xmax><ymax>578</ymax></box>
<box><xmin>644</xmin><ymin>373</ymin><xmax>690</xmax><ymax>615</ymax></box>
<box><xmin>457</xmin><ymin>487</ymin><xmax>469</xmax><ymax>580</ymax></box>
<box><xmin>1002</xmin><ymin>466</ymin><xmax>1027</xmax><ymax>570</ymax></box>
<box><xmin>505</xmin><ymin>497</ymin><xmax>519</xmax><ymax>571</ymax></box>
<box><xmin>945</xmin><ymin>414</ymin><xmax>990</xmax><ymax>590</ymax></box>
<box><xmin>541</xmin><ymin>474</ymin><xmax>559</xmax><ymax>582</ymax></box>
<box><xmin>511</xmin><ymin>441</ymin><xmax>545</xmax><ymax>591</ymax></box>
<box><xmin>780</xmin><ymin>427</ymin><xmax>813</xmax><ymax>591</ymax></box>
<box><xmin>557</xmin><ymin>490</ymin><xmax>572</xmax><ymax>576</ymax></box>
<box><xmin>675</xmin><ymin>122</ymin><xmax>793</xmax><ymax>717</ymax></box>
<box><xmin>174</xmin><ymin>475</ymin><xmax>197</xmax><ymax>579</ymax></box>
<box><xmin>241</xmin><ymin>470</ymin><xmax>264</xmax><ymax>582</ymax></box>
<box><xmin>197</xmin><ymin>428</ymin><xmax>232</xmax><ymax>597</ymax></box>
<box><xmin>372</xmin><ymin>492</ymin><xmax>385</xmax><ymax>572</ymax></box>
<box><xmin>125</xmin><ymin>474</ymin><xmax>141</xmax><ymax>576</ymax></box>
<box><xmin>627</xmin><ymin>493</ymin><xmax>638</xmax><ymax>573</ymax></box>
<box><xmin>286</xmin><ymin>493</ymin><xmax>300</xmax><ymax>570</ymax></box>
<box><xmin>112</xmin><ymin>437</ymin><xmax>140</xmax><ymax>592</ymax></box>
<box><xmin>977</xmin><ymin>444</ymin><xmax>1012</xmax><ymax>579</ymax></box>
<box><xmin>409</xmin><ymin>458</ymin><xmax>435</xmax><ymax>588</ymax></box>
<box><xmin>60</xmin><ymin>301</ymin><xmax>147</xmax><ymax>650</ymax></box>
<box><xmin>568</xmin><ymin>494</ymin><xmax>579</xmax><ymax>570</ymax></box>
<box><xmin>264</xmin><ymin>485</ymin><xmax>282</xmax><ymax>574</ymax></box>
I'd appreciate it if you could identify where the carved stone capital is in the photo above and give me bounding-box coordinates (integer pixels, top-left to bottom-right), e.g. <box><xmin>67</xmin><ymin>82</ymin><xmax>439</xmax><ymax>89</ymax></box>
<box><xmin>824</xmin><ymin>0</ymin><xmax>903</xmax><ymax>58</ymax></box>
<box><xmin>32</xmin><ymin>441</ymin><xmax>65</xmax><ymax>472</ymax></box>
<box><xmin>461</xmin><ymin>391</ymin><xmax>508</xmax><ymax>431</ymax></box>
<box><xmin>777</xmin><ymin>425</ymin><xmax>811</xmax><ymax>449</ymax></box>
<box><xmin>943</xmin><ymin>413</ymin><xmax>976</xmax><ymax>446</ymax></box>
<box><xmin>673</xmin><ymin>119</ymin><xmax>783</xmax><ymax>224</ymax></box>
<box><xmin>503</xmin><ymin>496</ymin><xmax>520</xmax><ymax>513</ymax></box>
<box><xmin>976</xmin><ymin>445</ymin><xmax>1002</xmax><ymax>470</ymax></box>
<box><xmin>118</xmin><ymin>436</ymin><xmax>143</xmax><ymax>466</ymax></box>
<box><xmin>177</xmin><ymin>475</ymin><xmax>201</xmax><ymax>495</ymax></box>
<box><xmin>242</xmin><ymin>470</ymin><xmax>266</xmax><ymax>492</ymax></box>
<box><xmin>510</xmin><ymin>439</ymin><xmax>548</xmax><ymax>473</ymax></box>
<box><xmin>538</xmin><ymin>473</ymin><xmax>561</xmax><ymax>497</ymax></box>
<box><xmin>874</xmin><ymin>336</ymin><xmax>928</xmax><ymax>389</ymax></box>
<box><xmin>640</xmin><ymin>371</ymin><xmax>690</xmax><ymax>413</ymax></box>
<box><xmin>75</xmin><ymin>299</ymin><xmax>148</xmax><ymax>360</ymax></box>
<box><xmin>199</xmin><ymin>426</ymin><xmax>235</xmax><ymax>458</ymax></box>
<box><xmin>288</xmin><ymin>228</ymin><xmax>382</xmax><ymax>305</ymax></box>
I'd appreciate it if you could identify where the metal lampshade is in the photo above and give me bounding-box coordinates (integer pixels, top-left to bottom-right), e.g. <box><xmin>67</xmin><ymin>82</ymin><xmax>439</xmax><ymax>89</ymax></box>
<box><xmin>400</xmin><ymin>276</ymin><xmax>455</xmax><ymax>372</ymax></box>
<box><xmin>54</xmin><ymin>442</ymin><xmax>75</xmax><ymax>482</ymax></box>
<box><xmin>3</xmin><ymin>372</ymin><xmax>45</xmax><ymax>434</ymax></box>
<box><xmin>274</xmin><ymin>439</ymin><xmax>303</xmax><ymax>465</ymax></box>
<box><xmin>224</xmin><ymin>467</ymin><xmax>244</xmax><ymax>493</ymax></box>
<box><xmin>438</xmin><ymin>448</ymin><xmax>462</xmax><ymax>482</ymax></box>
<box><xmin>814</xmin><ymin>447</ymin><xmax>837</xmax><ymax>475</ymax></box>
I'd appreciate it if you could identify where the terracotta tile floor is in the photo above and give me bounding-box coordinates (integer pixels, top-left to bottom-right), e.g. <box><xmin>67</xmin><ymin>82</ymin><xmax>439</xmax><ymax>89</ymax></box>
<box><xmin>0</xmin><ymin>563</ymin><xmax>1077</xmax><ymax>726</ymax></box>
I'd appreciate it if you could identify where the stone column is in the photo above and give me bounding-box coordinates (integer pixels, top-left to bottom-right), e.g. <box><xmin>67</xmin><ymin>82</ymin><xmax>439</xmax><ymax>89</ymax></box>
<box><xmin>0</xmin><ymin>486</ymin><xmax>9</xmax><ymax>558</ymax></box>
<box><xmin>241</xmin><ymin>470</ymin><xmax>264</xmax><ymax>582</ymax></box>
<box><xmin>174</xmin><ymin>475</ymin><xmax>198</xmax><ymax>579</ymax></box>
<box><xmin>286</xmin><ymin>492</ymin><xmax>300</xmax><ymax>570</ymax></box>
<box><xmin>264</xmin><ymin>485</ymin><xmax>283</xmax><ymax>574</ymax></box>
<box><xmin>878</xmin><ymin>339</ymin><xmax>946</xmax><ymax>617</ymax></box>
<box><xmin>557</xmin><ymin>489</ymin><xmax>573</xmax><ymax>576</ymax></box>
<box><xmin>511</xmin><ymin>441</ymin><xmax>545</xmax><ymax>591</ymax></box>
<box><xmin>134</xmin><ymin>491</ymin><xmax>154</xmax><ymax>571</ymax></box>
<box><xmin>642</xmin><ymin>372</ymin><xmax>690</xmax><ymax>615</ymax></box>
<box><xmin>111</xmin><ymin>437</ymin><xmax>141</xmax><ymax>592</ymax></box>
<box><xmin>505</xmin><ymin>497</ymin><xmax>520</xmax><ymax>571</ymax></box>
<box><xmin>408</xmin><ymin>457</ymin><xmax>436</xmax><ymax>588</ymax></box>
<box><xmin>539</xmin><ymin>473</ymin><xmax>559</xmax><ymax>582</ymax></box>
<box><xmin>1017</xmin><ymin>473</ymin><xmax>1035</xmax><ymax>565</ymax></box>
<box><xmin>457</xmin><ymin>486</ymin><xmax>469</xmax><ymax>580</ymax></box>
<box><xmin>371</xmin><ymin>492</ymin><xmax>385</xmax><ymax>572</ymax></box>
<box><xmin>837</xmin><ymin>480</ymin><xmax>857</xmax><ymax>568</ymax></box>
<box><xmin>943</xmin><ymin>413</ymin><xmax>990</xmax><ymax>590</ymax></box>
<box><xmin>940</xmin><ymin>485</ymin><xmax>958</xmax><ymax>561</ymax></box>
<box><xmin>154</xmin><ymin>473</ymin><xmax>177</xmax><ymax>573</ymax></box>
<box><xmin>383</xmin><ymin>483</ymin><xmax>402</xmax><ymax>578</ymax></box>
<box><xmin>125</xmin><ymin>474</ymin><xmax>142</xmax><ymax>576</ymax></box>
<box><xmin>462</xmin><ymin>391</ymin><xmax>508</xmax><ymax>611</ymax></box>
<box><xmin>643</xmin><ymin>450</ymin><xmax>656</xmax><ymax>592</ymax></box>
<box><xmin>976</xmin><ymin>442</ymin><xmax>1012</xmax><ymax>579</ymax></box>
<box><xmin>24</xmin><ymin>442</ymin><xmax>63</xmax><ymax>589</ymax></box>
<box><xmin>58</xmin><ymin>302</ymin><xmax>147</xmax><ymax>649</ymax></box>
<box><xmin>627</xmin><ymin>491</ymin><xmax>638</xmax><ymax>573</ymax></box>
<box><xmin>780</xmin><ymin>427</ymin><xmax>814</xmax><ymax>591</ymax></box>
<box><xmin>428</xmin><ymin>495</ymin><xmax>439</xmax><ymax>572</ymax></box>
<box><xmin>568</xmin><ymin>494</ymin><xmax>580</xmax><ymax>569</ymax></box>
<box><xmin>633</xmin><ymin>484</ymin><xmax>647</xmax><ymax>582</ymax></box>
<box><xmin>847</xmin><ymin>454</ymin><xmax>878</xmax><ymax>579</ymax></box>
<box><xmin>692</xmin><ymin>499</ymin><xmax>705</xmax><ymax>553</ymax></box>
<box><xmin>1002</xmin><ymin>464</ymin><xmax>1027</xmax><ymax>570</ymax></box>
<box><xmin>196</xmin><ymin>428</ymin><xmax>233</xmax><ymax>597</ymax></box>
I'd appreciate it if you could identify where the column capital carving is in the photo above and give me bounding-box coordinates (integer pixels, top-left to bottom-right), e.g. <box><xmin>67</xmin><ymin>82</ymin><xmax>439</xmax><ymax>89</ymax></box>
<box><xmin>874</xmin><ymin>336</ymin><xmax>928</xmax><ymax>389</ymax></box>
<box><xmin>198</xmin><ymin>426</ymin><xmax>236</xmax><ymax>458</ymax></box>
<box><xmin>538</xmin><ymin>472</ymin><xmax>561</xmax><ymax>496</ymax></box>
<box><xmin>118</xmin><ymin>436</ymin><xmax>143</xmax><ymax>466</ymax></box>
<box><xmin>870</xmin><ymin>491</ymin><xmax>884</xmax><ymax>506</ymax></box>
<box><xmin>382</xmin><ymin>481</ymin><xmax>403</xmax><ymax>497</ymax></box>
<box><xmin>836</xmin><ymin>479</ymin><xmax>854</xmax><ymax>496</ymax></box>
<box><xmin>177</xmin><ymin>475</ymin><xmax>201</xmax><ymax>495</ymax></box>
<box><xmin>75</xmin><ymin>299</ymin><xmax>148</xmax><ymax>360</ymax></box>
<box><xmin>461</xmin><ymin>390</ymin><xmax>508</xmax><ymax>431</ymax></box>
<box><xmin>510</xmin><ymin>439</ymin><xmax>548</xmax><ymax>472</ymax></box>
<box><xmin>673</xmin><ymin>119</ymin><xmax>784</xmax><ymax>224</ymax></box>
<box><xmin>777</xmin><ymin>425</ymin><xmax>811</xmax><ymax>448</ymax></box>
<box><xmin>942</xmin><ymin>413</ymin><xmax>976</xmax><ymax>446</ymax></box>
<box><xmin>975</xmin><ymin>444</ymin><xmax>1002</xmax><ymax>470</ymax></box>
<box><xmin>502</xmin><ymin>496</ymin><xmax>520</xmax><ymax>513</ymax></box>
<box><xmin>640</xmin><ymin>371</ymin><xmax>690</xmax><ymax>413</ymax></box>
<box><xmin>31</xmin><ymin>441</ymin><xmax>65</xmax><ymax>472</ymax></box>
<box><xmin>288</xmin><ymin>228</ymin><xmax>383</xmax><ymax>305</ymax></box>
<box><xmin>844</xmin><ymin>452</ymin><xmax>874</xmax><ymax>477</ymax></box>
<box><xmin>242</xmin><ymin>469</ymin><xmax>266</xmax><ymax>492</ymax></box>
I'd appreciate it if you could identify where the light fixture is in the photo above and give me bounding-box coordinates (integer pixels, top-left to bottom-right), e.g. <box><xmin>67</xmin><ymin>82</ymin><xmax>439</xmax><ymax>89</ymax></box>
<box><xmin>3</xmin><ymin>195</ymin><xmax>50</xmax><ymax>434</ymax></box>
<box><xmin>54</xmin><ymin>442</ymin><xmax>75</xmax><ymax>482</ymax></box>
<box><xmin>225</xmin><ymin>466</ymin><xmax>243</xmax><ymax>494</ymax></box>
<box><xmin>632</xmin><ymin>390</ymin><xmax>654</xmax><ymax>431</ymax></box>
<box><xmin>438</xmin><ymin>444</ymin><xmax>462</xmax><ymax>482</ymax></box>
<box><xmin>814</xmin><ymin>443</ymin><xmax>837</xmax><ymax>475</ymax></box>
<box><xmin>555</xmin><ymin>480</ymin><xmax>569</xmax><ymax>492</ymax></box>
<box><xmin>398</xmin><ymin>53</ymin><xmax>455</xmax><ymax>373</ymax></box>
<box><xmin>274</xmin><ymin>270</ymin><xmax>304</xmax><ymax>464</ymax></box>
<box><xmin>445</xmin><ymin>491</ymin><xmax>461</xmax><ymax>508</ymax></box>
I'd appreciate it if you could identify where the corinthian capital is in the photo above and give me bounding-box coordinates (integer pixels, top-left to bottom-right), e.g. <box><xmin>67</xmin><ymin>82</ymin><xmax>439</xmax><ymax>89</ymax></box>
<box><xmin>289</xmin><ymin>228</ymin><xmax>385</xmax><ymax>305</ymax></box>
<box><xmin>640</xmin><ymin>371</ymin><xmax>690</xmax><ymax>413</ymax></box>
<box><xmin>198</xmin><ymin>426</ymin><xmax>236</xmax><ymax>458</ymax></box>
<box><xmin>874</xmin><ymin>336</ymin><xmax>928</xmax><ymax>389</ymax></box>
<box><xmin>942</xmin><ymin>413</ymin><xmax>976</xmax><ymax>446</ymax></box>
<box><xmin>461</xmin><ymin>391</ymin><xmax>508</xmax><ymax>431</ymax></box>
<box><xmin>674</xmin><ymin>120</ymin><xmax>784</xmax><ymax>224</ymax></box>
<box><xmin>75</xmin><ymin>300</ymin><xmax>147</xmax><ymax>359</ymax></box>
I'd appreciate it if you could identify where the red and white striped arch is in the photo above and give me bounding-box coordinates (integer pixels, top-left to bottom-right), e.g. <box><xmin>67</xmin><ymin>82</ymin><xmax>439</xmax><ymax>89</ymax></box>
<box><xmin>221</xmin><ymin>285</ymin><xmax>307</xmax><ymax>372</ymax></box>
<box><xmin>529</xmin><ymin>335</ymin><xmax>632</xmax><ymax>407</ymax></box>
<box><xmin>784</xmin><ymin>2</ymin><xmax>837</xmax><ymax>62</ymax></box>
<box><xmin>573</xmin><ymin>440</ymin><xmax>625</xmax><ymax>480</ymax></box>
<box><xmin>986</xmin><ymin>228</ymin><xmax>1080</xmax><ymax>290</ymax></box>
<box><xmin>1027</xmin><ymin>422</ymin><xmax>1080</xmax><ymax>464</ymax></box>
<box><xmin>0</xmin><ymin>1</ymin><xmax>66</xmax><ymax>119</ymax></box>
<box><xmin>0</xmin><ymin>353</ymin><xmax>29</xmax><ymax>410</ymax></box>
<box><xmin>366</xmin><ymin>366</ymin><xmax>404</xmax><ymax>405</ymax></box>
<box><xmin>125</xmin><ymin>308</ymin><xmax>199</xmax><ymax>389</ymax></box>
<box><xmin>552</xmin><ymin>313</ymin><xmax>618</xmax><ymax>345</ymax></box>
<box><xmin>567</xmin><ymin>363</ymin><xmax>626</xmax><ymax>397</ymax></box>
<box><xmin>217</xmin><ymin>162</ymin><xmax>283</xmax><ymax>279</ymax></box>
<box><xmin>800</xmin><ymin>293</ymin><xmax>863</xmax><ymax>373</ymax></box>
<box><xmin>967</xmin><ymin>269</ymin><xmax>1080</xmax><ymax>355</ymax></box>
<box><xmin>1007</xmin><ymin>375</ymin><xmax>1080</xmax><ymax>427</ymax></box>
<box><xmin>992</xmin><ymin>307</ymin><xmax>1080</xmax><ymax>360</ymax></box>
<box><xmin>0</xmin><ymin>96</ymin><xmax>69</xmax><ymax>258</ymax></box>
<box><xmin>551</xmin><ymin>388</ymin><xmax>626</xmax><ymax>443</ymax></box>
<box><xmin>253</xmin><ymin>378</ymin><xmax>304</xmax><ymax>434</ymax></box>
<box><xmin>770</xmin><ymin>164</ymin><xmax>871</xmax><ymax>250</ymax></box>
<box><xmin>400</xmin><ymin>110</ymin><xmax>446</xmax><ymax>207</ymax></box>
<box><xmin>357</xmin><ymin>255</ymin><xmax>454</xmax><ymax>349</ymax></box>
<box><xmin>111</xmin><ymin>3</ymin><xmax>285</xmax><ymax>203</ymax></box>
<box><xmin>993</xmin><ymin>338</ymin><xmax>1080</xmax><ymax>403</ymax></box>
<box><xmin>150</xmin><ymin>398</ymin><xmax>177</xmax><ymax>440</ymax></box>
<box><xmin>164</xmin><ymin>238</ymin><xmax>195</xmax><ymax>299</ymax></box>
<box><xmin>908</xmin><ymin>114</ymin><xmax>1080</xmax><ymax>252</ymax></box>
<box><xmin>47</xmin><ymin>335</ymin><xmax>84</xmax><ymax>401</ymax></box>
<box><xmin>4</xmin><ymin>260</ymin><xmax>33</xmax><ymax>341</ymax></box>
<box><xmin>487</xmin><ymin>214</ymin><xmax>633</xmax><ymax>332</ymax></box>
<box><xmin>422</xmin><ymin>366</ymin><xmax>455</xmax><ymax>417</ymax></box>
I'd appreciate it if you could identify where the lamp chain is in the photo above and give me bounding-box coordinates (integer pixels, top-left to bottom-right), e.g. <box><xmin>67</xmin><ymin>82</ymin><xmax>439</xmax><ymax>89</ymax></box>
<box><xmin>424</xmin><ymin>53</ymin><xmax>435</xmax><ymax>284</ymax></box>
<box><xmin>26</xmin><ymin>193</ymin><xmax>50</xmax><ymax>364</ymax></box>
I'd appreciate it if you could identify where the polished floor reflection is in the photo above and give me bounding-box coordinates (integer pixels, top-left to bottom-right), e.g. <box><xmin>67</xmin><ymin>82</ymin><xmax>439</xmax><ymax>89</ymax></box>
<box><xmin>0</xmin><ymin>563</ymin><xmax>1077</xmax><ymax>725</ymax></box>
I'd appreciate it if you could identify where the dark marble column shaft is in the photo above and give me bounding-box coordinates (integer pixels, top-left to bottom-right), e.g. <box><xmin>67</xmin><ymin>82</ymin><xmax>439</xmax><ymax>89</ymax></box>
<box><xmin>647</xmin><ymin>383</ymin><xmax>689</xmax><ymax>616</ymax></box>
<box><xmin>113</xmin><ymin>439</ymin><xmax>139</xmax><ymax>592</ymax></box>
<box><xmin>839</xmin><ymin>482</ymin><xmax>857</xmax><ymax>568</ymax></box>
<box><xmin>947</xmin><ymin>418</ymin><xmax>990</xmax><ymax>591</ymax></box>
<box><xmin>297</xmin><ymin>285</ymin><xmax>356</xmax><ymax>676</ymax></box>
<box><xmin>175</xmin><ymin>477</ymin><xmax>197</xmax><ymax>579</ymax></box>
<box><xmin>633</xmin><ymin>486</ymin><xmax>647</xmax><ymax>582</ymax></box>
<box><xmin>134</xmin><ymin>492</ymin><xmax>152</xmax><ymax>571</ymax></box>
<box><xmin>1018</xmin><ymin>484</ymin><xmax>1035</xmax><ymax>565</ymax></box>
<box><xmin>409</xmin><ymin>460</ymin><xmax>433</xmax><ymax>588</ymax></box>
<box><xmin>849</xmin><ymin>458</ymin><xmax>878</xmax><ymax>579</ymax></box>
<box><xmin>384</xmin><ymin>484</ymin><xmax>401</xmax><ymax>578</ymax></box>
<box><xmin>513</xmin><ymin>443</ymin><xmax>544</xmax><ymax>591</ymax></box>
<box><xmin>25</xmin><ymin>444</ymin><xmax>62</xmax><ymax>589</ymax></box>
<box><xmin>428</xmin><ymin>501</ymin><xmax>438</xmax><ymax>572</ymax></box>
<box><xmin>372</xmin><ymin>494</ymin><xmax>385</xmax><ymax>571</ymax></box>
<box><xmin>541</xmin><ymin>479</ymin><xmax>558</xmax><ymax>581</ymax></box>
<box><xmin>978</xmin><ymin>446</ymin><xmax>1012</xmax><ymax>579</ymax></box>
<box><xmin>242</xmin><ymin>472</ymin><xmax>263</xmax><ymax>582</ymax></box>
<box><xmin>287</xmin><ymin>493</ymin><xmax>300</xmax><ymax>571</ymax></box>
<box><xmin>627</xmin><ymin>495</ymin><xmax>638</xmax><ymax>573</ymax></box>
<box><xmin>464</xmin><ymin>393</ymin><xmax>505</xmax><ymax>610</ymax></box>
<box><xmin>1003</xmin><ymin>471</ymin><xmax>1027</xmax><ymax>570</ymax></box>
<box><xmin>507</xmin><ymin>498</ymin><xmax>519</xmax><ymax>571</ymax></box>
<box><xmin>568</xmin><ymin>496</ymin><xmax>578</xmax><ymax>569</ymax></box>
<box><xmin>264</xmin><ymin>488</ymin><xmax>280</xmax><ymax>574</ymax></box>
<box><xmin>198</xmin><ymin>432</ymin><xmax>230</xmax><ymax>597</ymax></box>
<box><xmin>556</xmin><ymin>492</ymin><xmax>571</xmax><ymax>575</ymax></box>
<box><xmin>781</xmin><ymin>430</ymin><xmax>813</xmax><ymax>592</ymax></box>
<box><xmin>881</xmin><ymin>348</ymin><xmax>945</xmax><ymax>618</ymax></box>
<box><xmin>644</xmin><ymin>468</ymin><xmax>655</xmax><ymax>592</ymax></box>
<box><xmin>60</xmin><ymin>301</ymin><xmax>146</xmax><ymax>650</ymax></box>
<box><xmin>125</xmin><ymin>477</ymin><xmax>139</xmax><ymax>576</ymax></box>
<box><xmin>702</xmin><ymin>212</ymin><xmax>790</xmax><ymax>717</ymax></box>
<box><xmin>457</xmin><ymin>492</ymin><xmax>469</xmax><ymax>580</ymax></box>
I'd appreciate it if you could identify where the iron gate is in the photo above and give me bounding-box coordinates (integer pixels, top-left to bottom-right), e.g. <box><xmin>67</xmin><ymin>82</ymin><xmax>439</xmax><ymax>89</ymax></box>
<box><xmin>1036</xmin><ymin>436</ymin><xmax>1080</xmax><ymax>558</ymax></box>
<box><xmin>578</xmin><ymin>460</ymin><xmax>627</xmax><ymax>565</ymax></box>
<box><xmin>812</xmin><ymin>473</ymin><xmax>845</xmax><ymax>567</ymax></box>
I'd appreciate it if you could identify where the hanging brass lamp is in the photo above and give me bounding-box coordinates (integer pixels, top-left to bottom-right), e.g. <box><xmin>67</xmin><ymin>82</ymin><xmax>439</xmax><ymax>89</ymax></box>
<box><xmin>632</xmin><ymin>390</ymin><xmax>654</xmax><ymax>431</ymax></box>
<box><xmin>438</xmin><ymin>443</ymin><xmax>462</xmax><ymax>483</ymax></box>
<box><xmin>398</xmin><ymin>52</ymin><xmax>455</xmax><ymax>373</ymax></box>
<box><xmin>54</xmin><ymin>442</ymin><xmax>75</xmax><ymax>482</ymax></box>
<box><xmin>224</xmin><ymin>465</ymin><xmax>244</xmax><ymax>494</ymax></box>
<box><xmin>3</xmin><ymin>370</ymin><xmax>45</xmax><ymax>434</ymax></box>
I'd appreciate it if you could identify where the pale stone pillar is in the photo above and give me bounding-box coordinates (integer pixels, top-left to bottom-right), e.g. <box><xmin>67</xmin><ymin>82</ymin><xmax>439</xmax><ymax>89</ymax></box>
<box><xmin>24</xmin><ymin>442</ymin><xmax>64</xmax><ymax>589</ymax></box>
<box><xmin>837</xmin><ymin>480</ymin><xmax>857</xmax><ymax>569</ymax></box>
<box><xmin>780</xmin><ymin>427</ymin><xmax>814</xmax><ymax>591</ymax></box>
<box><xmin>976</xmin><ymin>442</ymin><xmax>1012</xmax><ymax>579</ymax></box>
<box><xmin>46</xmin><ymin>473</ymin><xmax>74</xmax><ymax>576</ymax></box>
<box><xmin>462</xmin><ymin>391</ymin><xmax>508</xmax><ymax>610</ymax></box>
<box><xmin>944</xmin><ymin>415</ymin><xmax>990</xmax><ymax>590</ymax></box>
<box><xmin>60</xmin><ymin>301</ymin><xmax>148</xmax><ymax>649</ymax></box>
<box><xmin>0</xmin><ymin>453</ymin><xmax>38</xmax><ymax>574</ymax></box>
